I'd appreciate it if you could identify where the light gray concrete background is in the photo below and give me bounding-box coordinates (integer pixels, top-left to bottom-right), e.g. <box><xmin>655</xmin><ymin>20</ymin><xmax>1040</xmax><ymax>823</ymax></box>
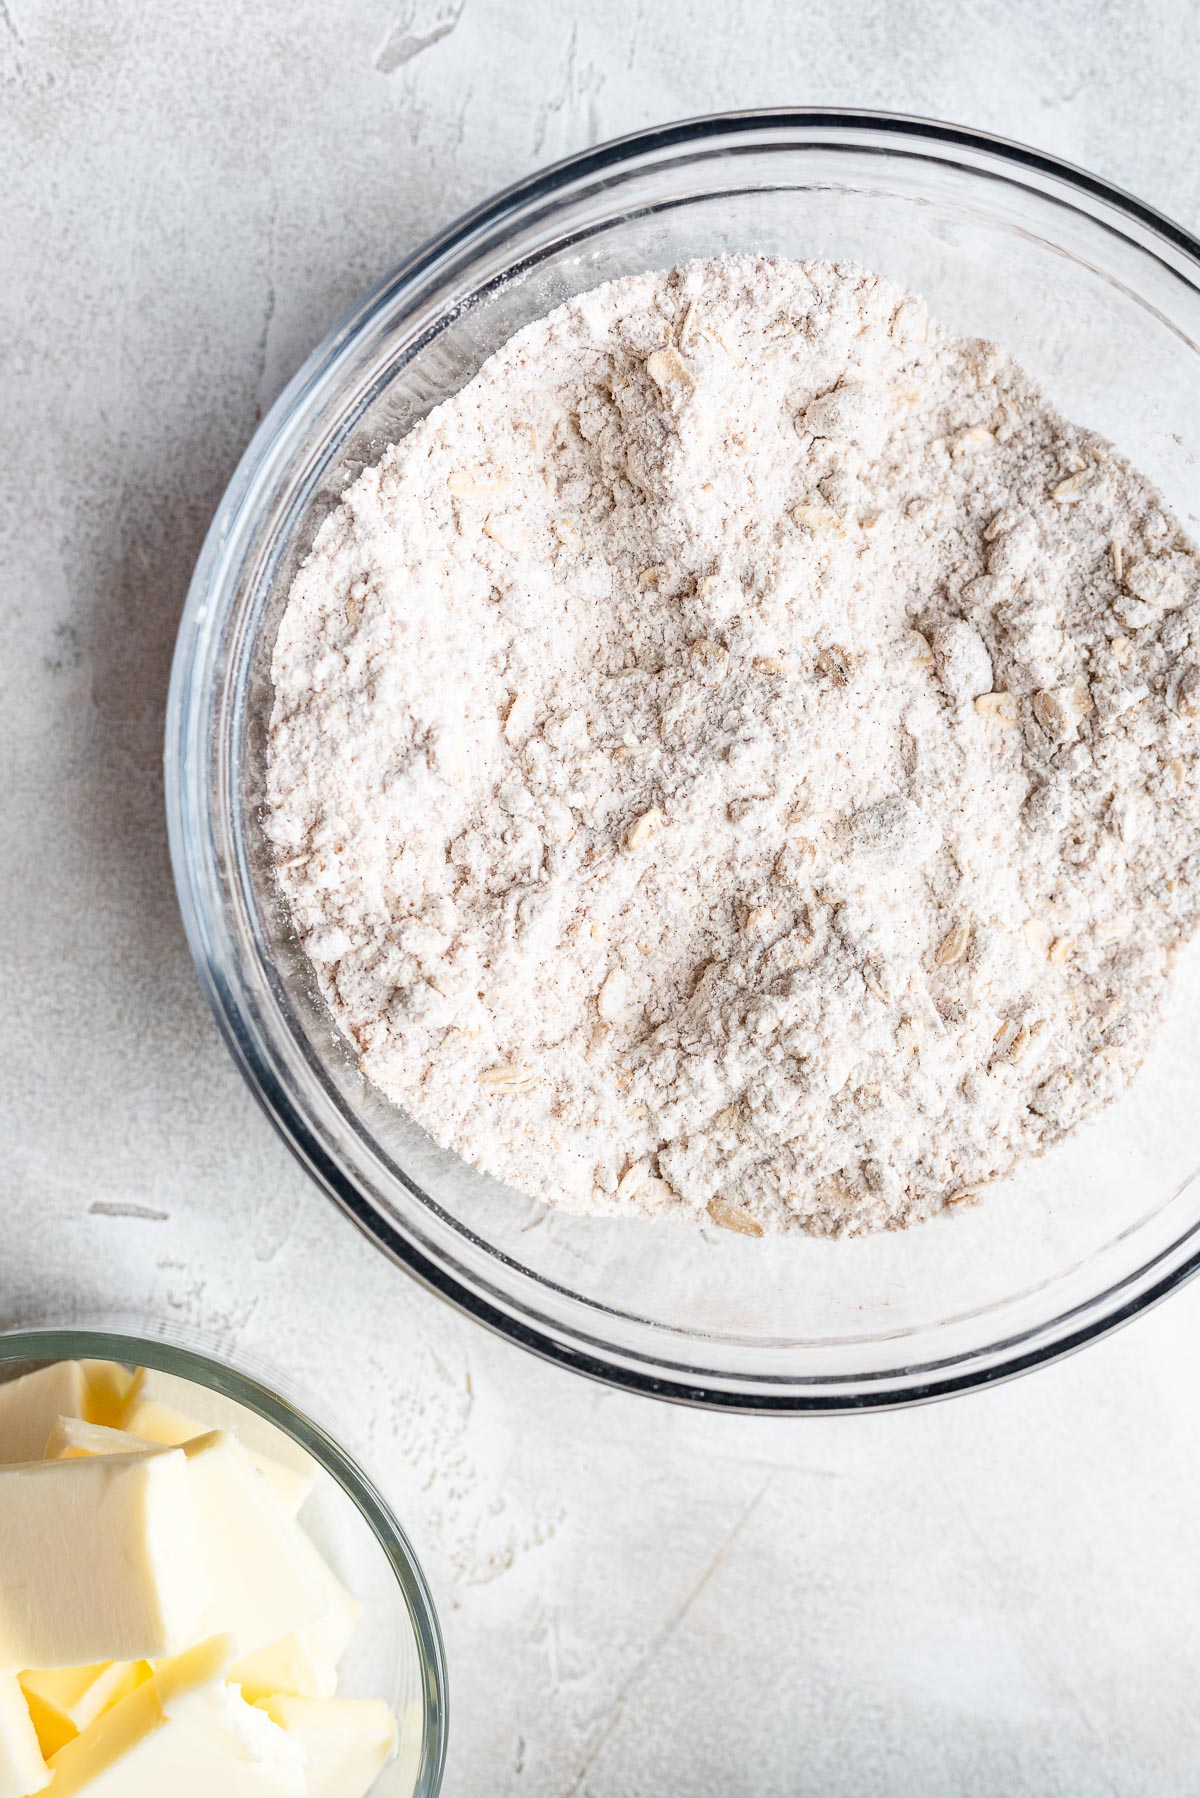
<box><xmin>4</xmin><ymin>3</ymin><xmax>1200</xmax><ymax>1792</ymax></box>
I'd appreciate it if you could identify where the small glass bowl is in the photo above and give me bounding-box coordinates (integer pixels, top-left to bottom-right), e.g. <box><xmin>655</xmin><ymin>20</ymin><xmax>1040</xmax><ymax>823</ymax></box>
<box><xmin>167</xmin><ymin>110</ymin><xmax>1200</xmax><ymax>1411</ymax></box>
<box><xmin>0</xmin><ymin>1324</ymin><xmax>447</xmax><ymax>1797</ymax></box>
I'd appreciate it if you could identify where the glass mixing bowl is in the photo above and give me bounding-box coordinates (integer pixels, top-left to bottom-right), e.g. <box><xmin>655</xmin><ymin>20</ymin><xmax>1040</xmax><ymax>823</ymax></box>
<box><xmin>0</xmin><ymin>1325</ymin><xmax>447</xmax><ymax>1796</ymax></box>
<box><xmin>167</xmin><ymin>110</ymin><xmax>1200</xmax><ymax>1411</ymax></box>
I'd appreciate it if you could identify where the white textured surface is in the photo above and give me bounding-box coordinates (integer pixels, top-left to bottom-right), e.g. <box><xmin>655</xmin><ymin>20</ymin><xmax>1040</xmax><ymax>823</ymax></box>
<box><xmin>4</xmin><ymin>5</ymin><xmax>1200</xmax><ymax>1792</ymax></box>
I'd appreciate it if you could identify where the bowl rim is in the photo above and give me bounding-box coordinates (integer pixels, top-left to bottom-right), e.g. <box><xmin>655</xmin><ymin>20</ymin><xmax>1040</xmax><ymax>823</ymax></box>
<box><xmin>166</xmin><ymin>107</ymin><xmax>1200</xmax><ymax>1414</ymax></box>
<box><xmin>0</xmin><ymin>1323</ymin><xmax>449</xmax><ymax>1795</ymax></box>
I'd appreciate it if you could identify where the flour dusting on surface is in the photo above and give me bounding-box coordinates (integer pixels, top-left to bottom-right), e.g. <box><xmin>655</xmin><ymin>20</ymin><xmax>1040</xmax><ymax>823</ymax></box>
<box><xmin>265</xmin><ymin>255</ymin><xmax>1200</xmax><ymax>1237</ymax></box>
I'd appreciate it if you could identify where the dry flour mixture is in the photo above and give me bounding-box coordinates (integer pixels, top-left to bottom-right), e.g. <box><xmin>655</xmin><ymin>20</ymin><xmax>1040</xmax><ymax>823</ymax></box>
<box><xmin>266</xmin><ymin>255</ymin><xmax>1200</xmax><ymax>1237</ymax></box>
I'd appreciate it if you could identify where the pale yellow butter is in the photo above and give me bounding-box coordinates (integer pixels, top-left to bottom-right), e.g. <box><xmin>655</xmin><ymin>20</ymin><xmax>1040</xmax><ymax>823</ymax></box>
<box><xmin>228</xmin><ymin>1631</ymin><xmax>336</xmax><ymax>1706</ymax></box>
<box><xmin>44</xmin><ymin>1419</ymin><xmax>157</xmax><ymax>1461</ymax></box>
<box><xmin>0</xmin><ymin>1675</ymin><xmax>49</xmax><ymax>1797</ymax></box>
<box><xmin>47</xmin><ymin>1635</ymin><xmax>304</xmax><ymax>1796</ymax></box>
<box><xmin>0</xmin><ymin>1364</ymin><xmax>91</xmax><ymax>1464</ymax></box>
<box><xmin>78</xmin><ymin>1365</ymin><xmax>136</xmax><ymax>1432</ymax></box>
<box><xmin>122</xmin><ymin>1370</ymin><xmax>315</xmax><ymax>1516</ymax></box>
<box><xmin>0</xmin><ymin>1447</ymin><xmax>204</xmax><ymax>1671</ymax></box>
<box><xmin>289</xmin><ymin>1525</ymin><xmax>363</xmax><ymax>1672</ymax></box>
<box><xmin>183</xmin><ymin>1434</ymin><xmax>324</xmax><ymax>1660</ymax></box>
<box><xmin>258</xmin><ymin>1694</ymin><xmax>398</xmax><ymax>1798</ymax></box>
<box><xmin>1</xmin><ymin>1362</ymin><xmax>398</xmax><ymax>1790</ymax></box>
<box><xmin>19</xmin><ymin>1663</ymin><xmax>147</xmax><ymax>1758</ymax></box>
<box><xmin>230</xmin><ymin>1521</ymin><xmax>361</xmax><ymax>1701</ymax></box>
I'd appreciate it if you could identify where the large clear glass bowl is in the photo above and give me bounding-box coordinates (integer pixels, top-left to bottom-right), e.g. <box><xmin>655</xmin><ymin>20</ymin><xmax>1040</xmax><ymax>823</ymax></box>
<box><xmin>0</xmin><ymin>1324</ymin><xmax>447</xmax><ymax>1795</ymax></box>
<box><xmin>166</xmin><ymin>111</ymin><xmax>1200</xmax><ymax>1411</ymax></box>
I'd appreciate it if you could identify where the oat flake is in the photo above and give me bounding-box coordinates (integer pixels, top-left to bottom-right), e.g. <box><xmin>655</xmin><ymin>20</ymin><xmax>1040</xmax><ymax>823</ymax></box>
<box><xmin>266</xmin><ymin>256</ymin><xmax>1200</xmax><ymax>1237</ymax></box>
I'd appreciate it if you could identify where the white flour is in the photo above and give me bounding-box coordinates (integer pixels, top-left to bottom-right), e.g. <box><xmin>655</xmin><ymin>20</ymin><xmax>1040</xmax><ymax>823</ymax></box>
<box><xmin>266</xmin><ymin>255</ymin><xmax>1200</xmax><ymax>1237</ymax></box>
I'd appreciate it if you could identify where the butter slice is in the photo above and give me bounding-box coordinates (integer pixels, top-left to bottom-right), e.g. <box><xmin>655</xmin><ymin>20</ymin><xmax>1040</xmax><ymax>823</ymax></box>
<box><xmin>123</xmin><ymin>1370</ymin><xmax>315</xmax><ymax>1516</ymax></box>
<box><xmin>229</xmin><ymin>1524</ymin><xmax>361</xmax><ymax>1702</ymax></box>
<box><xmin>258</xmin><ymin>1696</ymin><xmax>398</xmax><ymax>1798</ymax></box>
<box><xmin>0</xmin><ymin>1675</ymin><xmax>49</xmax><ymax>1796</ymax></box>
<box><xmin>184</xmin><ymin>1434</ymin><xmax>323</xmax><ymax>1660</ymax></box>
<box><xmin>79</xmin><ymin>1364</ymin><xmax>136</xmax><ymax>1432</ymax></box>
<box><xmin>19</xmin><ymin>1664</ymin><xmax>148</xmax><ymax>1758</ymax></box>
<box><xmin>47</xmin><ymin>1635</ymin><xmax>305</xmax><ymax>1796</ymax></box>
<box><xmin>45</xmin><ymin>1634</ymin><xmax>231</xmax><ymax>1792</ymax></box>
<box><xmin>287</xmin><ymin>1526</ymin><xmax>362</xmax><ymax>1676</ymax></box>
<box><xmin>44</xmin><ymin>1418</ymin><xmax>157</xmax><ymax>1461</ymax></box>
<box><xmin>0</xmin><ymin>1364</ymin><xmax>90</xmax><ymax>1464</ymax></box>
<box><xmin>0</xmin><ymin>1447</ymin><xmax>204</xmax><ymax>1671</ymax></box>
<box><xmin>16</xmin><ymin>1679</ymin><xmax>78</xmax><ymax>1760</ymax></box>
<box><xmin>228</xmin><ymin>1633</ymin><xmax>336</xmax><ymax>1706</ymax></box>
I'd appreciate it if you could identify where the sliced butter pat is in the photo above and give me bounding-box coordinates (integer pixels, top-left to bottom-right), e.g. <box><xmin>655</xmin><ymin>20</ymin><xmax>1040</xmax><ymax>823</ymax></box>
<box><xmin>184</xmin><ymin>1433</ymin><xmax>324</xmax><ymax>1660</ymax></box>
<box><xmin>0</xmin><ymin>1447</ymin><xmax>204</xmax><ymax>1671</ymax></box>
<box><xmin>123</xmin><ymin>1370</ymin><xmax>315</xmax><ymax>1516</ymax></box>
<box><xmin>0</xmin><ymin>1363</ymin><xmax>91</xmax><ymax>1464</ymax></box>
<box><xmin>258</xmin><ymin>1695</ymin><xmax>398</xmax><ymax>1798</ymax></box>
<box><xmin>0</xmin><ymin>1675</ymin><xmax>49</xmax><ymax>1796</ymax></box>
<box><xmin>228</xmin><ymin>1633</ymin><xmax>336</xmax><ymax>1706</ymax></box>
<box><xmin>44</xmin><ymin>1418</ymin><xmax>158</xmax><ymax>1461</ymax></box>
<box><xmin>19</xmin><ymin>1664</ymin><xmax>148</xmax><ymax>1758</ymax></box>
<box><xmin>47</xmin><ymin>1634</ymin><xmax>305</xmax><ymax>1796</ymax></box>
<box><xmin>78</xmin><ymin>1364</ymin><xmax>136</xmax><ymax>1432</ymax></box>
<box><xmin>291</xmin><ymin>1526</ymin><xmax>362</xmax><ymax>1672</ymax></box>
<box><xmin>230</xmin><ymin>1524</ymin><xmax>362</xmax><ymax>1703</ymax></box>
<box><xmin>17</xmin><ymin>1679</ymin><xmax>79</xmax><ymax>1761</ymax></box>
